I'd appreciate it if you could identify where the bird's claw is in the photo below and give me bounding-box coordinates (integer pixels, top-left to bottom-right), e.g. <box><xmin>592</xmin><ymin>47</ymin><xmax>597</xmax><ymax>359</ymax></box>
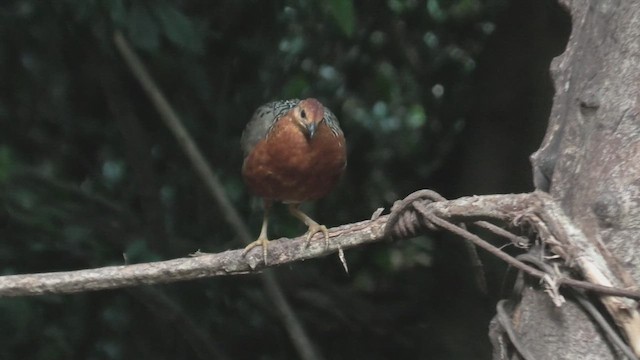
<box><xmin>305</xmin><ymin>223</ymin><xmax>329</xmax><ymax>249</ymax></box>
<box><xmin>242</xmin><ymin>237</ymin><xmax>269</xmax><ymax>265</ymax></box>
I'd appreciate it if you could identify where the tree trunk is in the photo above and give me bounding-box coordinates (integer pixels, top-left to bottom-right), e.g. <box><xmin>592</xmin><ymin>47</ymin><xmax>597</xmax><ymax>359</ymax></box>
<box><xmin>500</xmin><ymin>0</ymin><xmax>640</xmax><ymax>359</ymax></box>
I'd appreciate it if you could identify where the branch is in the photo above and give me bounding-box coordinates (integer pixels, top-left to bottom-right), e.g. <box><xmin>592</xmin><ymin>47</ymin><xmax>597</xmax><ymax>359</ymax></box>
<box><xmin>0</xmin><ymin>216</ymin><xmax>386</xmax><ymax>297</ymax></box>
<box><xmin>6</xmin><ymin>183</ymin><xmax>640</xmax><ymax>357</ymax></box>
<box><xmin>4</xmin><ymin>191</ymin><xmax>640</xmax><ymax>303</ymax></box>
<box><xmin>384</xmin><ymin>190</ymin><xmax>640</xmax><ymax>300</ymax></box>
<box><xmin>528</xmin><ymin>196</ymin><xmax>640</xmax><ymax>356</ymax></box>
<box><xmin>112</xmin><ymin>31</ymin><xmax>253</xmax><ymax>243</ymax></box>
<box><xmin>113</xmin><ymin>31</ymin><xmax>324</xmax><ymax>360</ymax></box>
<box><xmin>386</xmin><ymin>189</ymin><xmax>640</xmax><ymax>356</ymax></box>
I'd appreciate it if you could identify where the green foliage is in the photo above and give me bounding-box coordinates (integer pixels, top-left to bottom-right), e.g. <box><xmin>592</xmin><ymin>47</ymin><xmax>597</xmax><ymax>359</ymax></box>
<box><xmin>328</xmin><ymin>0</ymin><xmax>356</xmax><ymax>37</ymax></box>
<box><xmin>0</xmin><ymin>0</ymin><xmax>539</xmax><ymax>359</ymax></box>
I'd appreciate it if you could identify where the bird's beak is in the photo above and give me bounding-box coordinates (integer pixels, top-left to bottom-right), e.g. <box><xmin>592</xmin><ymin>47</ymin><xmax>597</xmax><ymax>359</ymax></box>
<box><xmin>306</xmin><ymin>122</ymin><xmax>317</xmax><ymax>139</ymax></box>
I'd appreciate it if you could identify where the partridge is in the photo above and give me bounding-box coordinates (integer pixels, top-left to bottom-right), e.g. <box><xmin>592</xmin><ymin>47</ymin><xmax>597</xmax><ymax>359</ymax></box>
<box><xmin>241</xmin><ymin>98</ymin><xmax>347</xmax><ymax>264</ymax></box>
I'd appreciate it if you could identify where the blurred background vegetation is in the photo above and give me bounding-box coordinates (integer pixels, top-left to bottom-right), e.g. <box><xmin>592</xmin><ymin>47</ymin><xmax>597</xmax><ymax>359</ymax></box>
<box><xmin>0</xmin><ymin>0</ymin><xmax>569</xmax><ymax>359</ymax></box>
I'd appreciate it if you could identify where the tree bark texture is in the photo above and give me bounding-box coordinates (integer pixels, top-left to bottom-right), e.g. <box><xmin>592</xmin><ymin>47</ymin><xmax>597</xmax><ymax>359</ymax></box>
<box><xmin>515</xmin><ymin>0</ymin><xmax>640</xmax><ymax>359</ymax></box>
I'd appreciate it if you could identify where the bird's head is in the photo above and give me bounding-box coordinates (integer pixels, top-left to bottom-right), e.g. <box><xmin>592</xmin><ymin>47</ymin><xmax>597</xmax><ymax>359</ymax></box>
<box><xmin>292</xmin><ymin>98</ymin><xmax>325</xmax><ymax>139</ymax></box>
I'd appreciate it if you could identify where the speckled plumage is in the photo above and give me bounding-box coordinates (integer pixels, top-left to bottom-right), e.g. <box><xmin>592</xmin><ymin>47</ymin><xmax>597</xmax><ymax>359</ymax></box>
<box><xmin>241</xmin><ymin>99</ymin><xmax>343</xmax><ymax>157</ymax></box>
<box><xmin>241</xmin><ymin>99</ymin><xmax>300</xmax><ymax>157</ymax></box>
<box><xmin>240</xmin><ymin>98</ymin><xmax>347</xmax><ymax>263</ymax></box>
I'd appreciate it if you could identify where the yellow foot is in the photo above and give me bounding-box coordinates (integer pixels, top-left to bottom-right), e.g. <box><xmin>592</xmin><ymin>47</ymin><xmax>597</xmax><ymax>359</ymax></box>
<box><xmin>242</xmin><ymin>237</ymin><xmax>269</xmax><ymax>265</ymax></box>
<box><xmin>304</xmin><ymin>222</ymin><xmax>329</xmax><ymax>249</ymax></box>
<box><xmin>288</xmin><ymin>203</ymin><xmax>331</xmax><ymax>249</ymax></box>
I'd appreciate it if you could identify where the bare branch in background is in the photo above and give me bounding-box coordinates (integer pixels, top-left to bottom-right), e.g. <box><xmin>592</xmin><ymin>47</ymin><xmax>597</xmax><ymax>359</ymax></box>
<box><xmin>113</xmin><ymin>30</ymin><xmax>323</xmax><ymax>360</ymax></box>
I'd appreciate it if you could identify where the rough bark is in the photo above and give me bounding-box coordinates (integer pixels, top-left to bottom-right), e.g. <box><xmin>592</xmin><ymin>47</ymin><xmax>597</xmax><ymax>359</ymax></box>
<box><xmin>512</xmin><ymin>0</ymin><xmax>640</xmax><ymax>358</ymax></box>
<box><xmin>0</xmin><ymin>215</ymin><xmax>387</xmax><ymax>296</ymax></box>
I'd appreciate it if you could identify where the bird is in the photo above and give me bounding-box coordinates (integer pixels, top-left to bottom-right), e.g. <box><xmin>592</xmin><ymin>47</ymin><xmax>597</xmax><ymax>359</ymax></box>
<box><xmin>241</xmin><ymin>98</ymin><xmax>347</xmax><ymax>264</ymax></box>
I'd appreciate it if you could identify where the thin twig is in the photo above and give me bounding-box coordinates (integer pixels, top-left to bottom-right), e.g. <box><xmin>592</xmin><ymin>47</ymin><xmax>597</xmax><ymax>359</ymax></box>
<box><xmin>423</xmin><ymin>212</ymin><xmax>548</xmax><ymax>279</ymax></box>
<box><xmin>474</xmin><ymin>221</ymin><xmax>530</xmax><ymax>248</ymax></box>
<box><xmin>384</xmin><ymin>191</ymin><xmax>640</xmax><ymax>300</ymax></box>
<box><xmin>424</xmin><ymin>213</ymin><xmax>640</xmax><ymax>300</ymax></box>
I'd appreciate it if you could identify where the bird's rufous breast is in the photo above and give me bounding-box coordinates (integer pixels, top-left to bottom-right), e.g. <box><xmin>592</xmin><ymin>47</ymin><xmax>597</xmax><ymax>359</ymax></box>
<box><xmin>242</xmin><ymin>99</ymin><xmax>346</xmax><ymax>203</ymax></box>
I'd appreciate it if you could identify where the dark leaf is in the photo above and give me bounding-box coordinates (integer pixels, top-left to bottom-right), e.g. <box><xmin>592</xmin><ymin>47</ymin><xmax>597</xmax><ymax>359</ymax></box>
<box><xmin>328</xmin><ymin>0</ymin><xmax>356</xmax><ymax>37</ymax></box>
<box><xmin>152</xmin><ymin>2</ymin><xmax>204</xmax><ymax>53</ymax></box>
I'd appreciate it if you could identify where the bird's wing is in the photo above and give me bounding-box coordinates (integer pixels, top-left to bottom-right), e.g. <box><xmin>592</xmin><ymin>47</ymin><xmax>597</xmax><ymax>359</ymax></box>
<box><xmin>323</xmin><ymin>107</ymin><xmax>343</xmax><ymax>136</ymax></box>
<box><xmin>241</xmin><ymin>99</ymin><xmax>300</xmax><ymax>156</ymax></box>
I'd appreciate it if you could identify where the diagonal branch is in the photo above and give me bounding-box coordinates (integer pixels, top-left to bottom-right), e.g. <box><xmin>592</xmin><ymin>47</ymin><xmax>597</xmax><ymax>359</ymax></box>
<box><xmin>114</xmin><ymin>31</ymin><xmax>322</xmax><ymax>360</ymax></box>
<box><xmin>0</xmin><ymin>216</ymin><xmax>387</xmax><ymax>297</ymax></box>
<box><xmin>112</xmin><ymin>31</ymin><xmax>252</xmax><ymax>243</ymax></box>
<box><xmin>2</xmin><ymin>191</ymin><xmax>640</xmax><ymax>303</ymax></box>
<box><xmin>386</xmin><ymin>189</ymin><xmax>640</xmax><ymax>356</ymax></box>
<box><xmin>113</xmin><ymin>30</ymin><xmax>324</xmax><ymax>360</ymax></box>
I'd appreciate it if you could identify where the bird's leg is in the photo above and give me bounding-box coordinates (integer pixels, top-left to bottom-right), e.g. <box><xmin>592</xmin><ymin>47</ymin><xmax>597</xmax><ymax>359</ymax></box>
<box><xmin>242</xmin><ymin>199</ymin><xmax>272</xmax><ymax>264</ymax></box>
<box><xmin>288</xmin><ymin>203</ymin><xmax>329</xmax><ymax>249</ymax></box>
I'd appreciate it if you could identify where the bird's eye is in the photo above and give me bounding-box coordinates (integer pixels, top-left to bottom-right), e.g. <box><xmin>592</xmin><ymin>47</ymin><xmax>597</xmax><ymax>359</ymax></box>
<box><xmin>300</xmin><ymin>109</ymin><xmax>307</xmax><ymax>119</ymax></box>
